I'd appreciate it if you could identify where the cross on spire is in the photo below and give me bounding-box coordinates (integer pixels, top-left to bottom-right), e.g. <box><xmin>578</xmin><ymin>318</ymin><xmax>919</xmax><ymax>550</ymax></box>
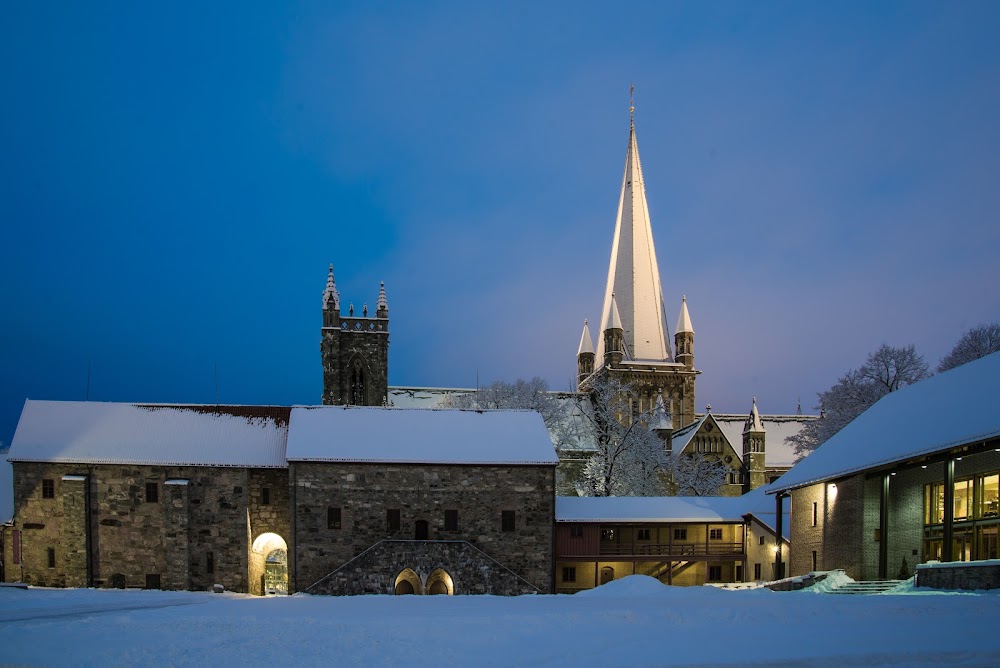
<box><xmin>629</xmin><ymin>83</ymin><xmax>635</xmax><ymax>126</ymax></box>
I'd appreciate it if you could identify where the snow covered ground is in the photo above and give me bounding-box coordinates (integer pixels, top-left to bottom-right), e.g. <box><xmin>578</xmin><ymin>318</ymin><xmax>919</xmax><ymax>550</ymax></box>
<box><xmin>1</xmin><ymin>576</ymin><xmax>998</xmax><ymax>667</ymax></box>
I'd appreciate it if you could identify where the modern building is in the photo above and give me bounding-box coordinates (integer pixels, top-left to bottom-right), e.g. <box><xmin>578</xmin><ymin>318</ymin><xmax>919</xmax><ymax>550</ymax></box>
<box><xmin>767</xmin><ymin>351</ymin><xmax>1000</xmax><ymax>581</ymax></box>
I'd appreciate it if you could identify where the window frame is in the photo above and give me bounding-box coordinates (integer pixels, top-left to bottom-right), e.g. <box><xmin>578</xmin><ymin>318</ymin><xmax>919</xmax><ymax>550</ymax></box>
<box><xmin>145</xmin><ymin>482</ymin><xmax>159</xmax><ymax>504</ymax></box>
<box><xmin>562</xmin><ymin>566</ymin><xmax>577</xmax><ymax>583</ymax></box>
<box><xmin>42</xmin><ymin>479</ymin><xmax>55</xmax><ymax>499</ymax></box>
<box><xmin>328</xmin><ymin>506</ymin><xmax>342</xmax><ymax>530</ymax></box>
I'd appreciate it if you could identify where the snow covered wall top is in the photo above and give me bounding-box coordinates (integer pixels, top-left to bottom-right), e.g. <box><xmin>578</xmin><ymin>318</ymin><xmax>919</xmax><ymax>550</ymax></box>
<box><xmin>768</xmin><ymin>351</ymin><xmax>1000</xmax><ymax>493</ymax></box>
<box><xmin>7</xmin><ymin>400</ymin><xmax>290</xmax><ymax>468</ymax></box>
<box><xmin>557</xmin><ymin>495</ymin><xmax>751</xmax><ymax>523</ymax></box>
<box><xmin>286</xmin><ymin>406</ymin><xmax>559</xmax><ymax>465</ymax></box>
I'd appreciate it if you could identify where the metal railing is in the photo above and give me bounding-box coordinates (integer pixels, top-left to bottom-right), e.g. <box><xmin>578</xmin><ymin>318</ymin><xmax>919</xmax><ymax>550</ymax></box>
<box><xmin>594</xmin><ymin>542</ymin><xmax>744</xmax><ymax>557</ymax></box>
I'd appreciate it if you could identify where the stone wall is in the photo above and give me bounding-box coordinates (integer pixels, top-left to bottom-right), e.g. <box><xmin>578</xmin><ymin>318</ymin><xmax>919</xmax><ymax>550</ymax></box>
<box><xmin>307</xmin><ymin>540</ymin><xmax>542</xmax><ymax>595</ymax></box>
<box><xmin>320</xmin><ymin>318</ymin><xmax>389</xmax><ymax>406</ymax></box>
<box><xmin>291</xmin><ymin>462</ymin><xmax>554</xmax><ymax>594</ymax></box>
<box><xmin>916</xmin><ymin>561</ymin><xmax>1000</xmax><ymax>590</ymax></box>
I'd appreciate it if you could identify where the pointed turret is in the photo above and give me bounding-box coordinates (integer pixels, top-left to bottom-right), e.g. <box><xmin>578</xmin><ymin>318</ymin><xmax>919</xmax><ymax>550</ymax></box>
<box><xmin>595</xmin><ymin>116</ymin><xmax>673</xmax><ymax>365</ymax></box>
<box><xmin>577</xmin><ymin>320</ymin><xmax>596</xmax><ymax>388</ymax></box>
<box><xmin>674</xmin><ymin>295</ymin><xmax>695</xmax><ymax>369</ymax></box>
<box><xmin>322</xmin><ymin>264</ymin><xmax>341</xmax><ymax>326</ymax></box>
<box><xmin>603</xmin><ymin>293</ymin><xmax>625</xmax><ymax>367</ymax></box>
<box><xmin>742</xmin><ymin>397</ymin><xmax>767</xmax><ymax>493</ymax></box>
<box><xmin>376</xmin><ymin>281</ymin><xmax>388</xmax><ymax>319</ymax></box>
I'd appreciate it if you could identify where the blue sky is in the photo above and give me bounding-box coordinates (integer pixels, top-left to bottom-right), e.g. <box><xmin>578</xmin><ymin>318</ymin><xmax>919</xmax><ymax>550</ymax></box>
<box><xmin>2</xmin><ymin>1</ymin><xmax>999</xmax><ymax>446</ymax></box>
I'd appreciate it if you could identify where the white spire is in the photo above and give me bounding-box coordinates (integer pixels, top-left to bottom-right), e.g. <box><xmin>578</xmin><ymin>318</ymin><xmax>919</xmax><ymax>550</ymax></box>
<box><xmin>676</xmin><ymin>295</ymin><xmax>693</xmax><ymax>334</ymax></box>
<box><xmin>577</xmin><ymin>319</ymin><xmax>595</xmax><ymax>356</ymax></box>
<box><xmin>606</xmin><ymin>292</ymin><xmax>623</xmax><ymax>332</ymax></box>
<box><xmin>323</xmin><ymin>264</ymin><xmax>340</xmax><ymax>311</ymax></box>
<box><xmin>377</xmin><ymin>281</ymin><xmax>388</xmax><ymax>312</ymax></box>
<box><xmin>744</xmin><ymin>397</ymin><xmax>765</xmax><ymax>434</ymax></box>
<box><xmin>595</xmin><ymin>115</ymin><xmax>672</xmax><ymax>364</ymax></box>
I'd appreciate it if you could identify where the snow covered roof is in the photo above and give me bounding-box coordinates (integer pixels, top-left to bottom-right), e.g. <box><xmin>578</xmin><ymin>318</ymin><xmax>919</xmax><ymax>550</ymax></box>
<box><xmin>286</xmin><ymin>406</ymin><xmax>559</xmax><ymax>465</ymax></box>
<box><xmin>768</xmin><ymin>351</ymin><xmax>1000</xmax><ymax>494</ymax></box>
<box><xmin>386</xmin><ymin>386</ymin><xmax>472</xmax><ymax>409</ymax></box>
<box><xmin>713</xmin><ymin>413</ymin><xmax>816</xmax><ymax>468</ymax></box>
<box><xmin>557</xmin><ymin>495</ymin><xmax>751</xmax><ymax>523</ymax></box>
<box><xmin>7</xmin><ymin>400</ymin><xmax>289</xmax><ymax>468</ymax></box>
<box><xmin>595</xmin><ymin>120</ymin><xmax>672</xmax><ymax>364</ymax></box>
<box><xmin>669</xmin><ymin>415</ymin><xmax>709</xmax><ymax>454</ymax></box>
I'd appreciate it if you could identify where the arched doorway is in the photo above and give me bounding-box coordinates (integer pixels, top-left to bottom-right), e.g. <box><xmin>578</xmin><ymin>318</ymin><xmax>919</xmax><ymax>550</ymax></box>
<box><xmin>415</xmin><ymin>520</ymin><xmax>429</xmax><ymax>540</ymax></box>
<box><xmin>251</xmin><ymin>533</ymin><xmax>289</xmax><ymax>596</ymax></box>
<box><xmin>394</xmin><ymin>568</ymin><xmax>422</xmax><ymax>595</ymax></box>
<box><xmin>601</xmin><ymin>566</ymin><xmax>615</xmax><ymax>586</ymax></box>
<box><xmin>426</xmin><ymin>568</ymin><xmax>454</xmax><ymax>595</ymax></box>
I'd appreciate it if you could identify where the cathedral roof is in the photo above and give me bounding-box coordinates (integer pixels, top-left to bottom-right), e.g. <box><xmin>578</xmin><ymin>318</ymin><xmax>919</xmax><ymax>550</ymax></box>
<box><xmin>595</xmin><ymin>119</ymin><xmax>672</xmax><ymax>364</ymax></box>
<box><xmin>286</xmin><ymin>406</ymin><xmax>559</xmax><ymax>466</ymax></box>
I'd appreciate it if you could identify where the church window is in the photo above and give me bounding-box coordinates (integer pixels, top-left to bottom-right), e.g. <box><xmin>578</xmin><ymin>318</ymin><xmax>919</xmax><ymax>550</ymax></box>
<box><xmin>562</xmin><ymin>567</ymin><xmax>577</xmax><ymax>583</ymax></box>
<box><xmin>261</xmin><ymin>488</ymin><xmax>270</xmax><ymax>506</ymax></box>
<box><xmin>350</xmin><ymin>360</ymin><xmax>367</xmax><ymax>405</ymax></box>
<box><xmin>501</xmin><ymin>510</ymin><xmax>516</xmax><ymax>532</ymax></box>
<box><xmin>728</xmin><ymin>471</ymin><xmax>742</xmax><ymax>485</ymax></box>
<box><xmin>709</xmin><ymin>528</ymin><xmax>723</xmax><ymax>540</ymax></box>
<box><xmin>42</xmin><ymin>479</ymin><xmax>55</xmax><ymax>499</ymax></box>
<box><xmin>673</xmin><ymin>528</ymin><xmax>687</xmax><ymax>541</ymax></box>
<box><xmin>570</xmin><ymin>525</ymin><xmax>583</xmax><ymax>538</ymax></box>
<box><xmin>145</xmin><ymin>482</ymin><xmax>158</xmax><ymax>503</ymax></box>
<box><xmin>387</xmin><ymin>508</ymin><xmax>400</xmax><ymax>532</ymax></box>
<box><xmin>328</xmin><ymin>507</ymin><xmax>342</xmax><ymax>530</ymax></box>
<box><xmin>444</xmin><ymin>509</ymin><xmax>458</xmax><ymax>531</ymax></box>
<box><xmin>47</xmin><ymin>547</ymin><xmax>56</xmax><ymax>569</ymax></box>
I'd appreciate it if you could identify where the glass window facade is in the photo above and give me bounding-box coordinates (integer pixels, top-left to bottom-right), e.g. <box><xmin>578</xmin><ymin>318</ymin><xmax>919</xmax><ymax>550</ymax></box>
<box><xmin>924</xmin><ymin>471</ymin><xmax>1000</xmax><ymax>562</ymax></box>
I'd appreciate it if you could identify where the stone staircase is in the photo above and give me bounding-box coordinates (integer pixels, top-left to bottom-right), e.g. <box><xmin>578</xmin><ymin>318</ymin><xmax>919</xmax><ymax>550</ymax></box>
<box><xmin>828</xmin><ymin>579</ymin><xmax>904</xmax><ymax>595</ymax></box>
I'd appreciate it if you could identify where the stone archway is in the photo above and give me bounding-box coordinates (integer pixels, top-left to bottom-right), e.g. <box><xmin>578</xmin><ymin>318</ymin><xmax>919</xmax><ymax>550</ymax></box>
<box><xmin>426</xmin><ymin>568</ymin><xmax>454</xmax><ymax>595</ymax></box>
<box><xmin>394</xmin><ymin>568</ymin><xmax>422</xmax><ymax>595</ymax></box>
<box><xmin>250</xmin><ymin>533</ymin><xmax>289</xmax><ymax>596</ymax></box>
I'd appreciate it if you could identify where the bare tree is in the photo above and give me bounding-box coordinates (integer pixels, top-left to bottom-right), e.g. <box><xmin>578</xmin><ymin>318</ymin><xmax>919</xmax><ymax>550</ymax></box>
<box><xmin>939</xmin><ymin>322</ymin><xmax>1000</xmax><ymax>372</ymax></box>
<box><xmin>669</xmin><ymin>452</ymin><xmax>728</xmax><ymax>497</ymax></box>
<box><xmin>441</xmin><ymin>377</ymin><xmax>560</xmax><ymax>420</ymax></box>
<box><xmin>790</xmin><ymin>344</ymin><xmax>929</xmax><ymax>457</ymax></box>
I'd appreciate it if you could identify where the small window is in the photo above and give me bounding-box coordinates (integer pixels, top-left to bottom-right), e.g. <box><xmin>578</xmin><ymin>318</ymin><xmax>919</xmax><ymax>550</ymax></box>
<box><xmin>145</xmin><ymin>574</ymin><xmax>161</xmax><ymax>590</ymax></box>
<box><xmin>261</xmin><ymin>488</ymin><xmax>270</xmax><ymax>506</ymax></box>
<box><xmin>145</xmin><ymin>482</ymin><xmax>158</xmax><ymax>503</ymax></box>
<box><xmin>207</xmin><ymin>551</ymin><xmax>215</xmax><ymax>574</ymax></box>
<box><xmin>758</xmin><ymin>535</ymin><xmax>765</xmax><ymax>546</ymax></box>
<box><xmin>47</xmin><ymin>547</ymin><xmax>56</xmax><ymax>569</ymax></box>
<box><xmin>636</xmin><ymin>528</ymin><xmax>651</xmax><ymax>541</ymax></box>
<box><xmin>812</xmin><ymin>501</ymin><xmax>818</xmax><ymax>527</ymax></box>
<box><xmin>387</xmin><ymin>509</ymin><xmax>400</xmax><ymax>532</ymax></box>
<box><xmin>562</xmin><ymin>566</ymin><xmax>576</xmax><ymax>583</ymax></box>
<box><xmin>754</xmin><ymin>563</ymin><xmax>762</xmax><ymax>580</ymax></box>
<box><xmin>444</xmin><ymin>509</ymin><xmax>458</xmax><ymax>532</ymax></box>
<box><xmin>501</xmin><ymin>510</ymin><xmax>515</xmax><ymax>532</ymax></box>
<box><xmin>708</xmin><ymin>565</ymin><xmax>722</xmax><ymax>581</ymax></box>
<box><xmin>600</xmin><ymin>528</ymin><xmax>615</xmax><ymax>542</ymax></box>
<box><xmin>811</xmin><ymin>550</ymin><xmax>818</xmax><ymax>571</ymax></box>
<box><xmin>709</xmin><ymin>528</ymin><xmax>723</xmax><ymax>540</ymax></box>
<box><xmin>42</xmin><ymin>479</ymin><xmax>55</xmax><ymax>499</ymax></box>
<box><xmin>328</xmin><ymin>507</ymin><xmax>342</xmax><ymax>530</ymax></box>
<box><xmin>673</xmin><ymin>528</ymin><xmax>687</xmax><ymax>541</ymax></box>
<box><xmin>569</xmin><ymin>525</ymin><xmax>583</xmax><ymax>538</ymax></box>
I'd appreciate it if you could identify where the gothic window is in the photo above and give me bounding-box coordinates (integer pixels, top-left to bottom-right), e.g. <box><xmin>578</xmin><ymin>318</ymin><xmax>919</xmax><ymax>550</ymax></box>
<box><xmin>350</xmin><ymin>360</ymin><xmax>367</xmax><ymax>405</ymax></box>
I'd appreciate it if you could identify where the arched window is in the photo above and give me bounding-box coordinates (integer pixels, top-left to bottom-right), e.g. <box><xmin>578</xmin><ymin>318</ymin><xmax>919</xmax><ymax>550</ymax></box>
<box><xmin>350</xmin><ymin>359</ymin><xmax>366</xmax><ymax>405</ymax></box>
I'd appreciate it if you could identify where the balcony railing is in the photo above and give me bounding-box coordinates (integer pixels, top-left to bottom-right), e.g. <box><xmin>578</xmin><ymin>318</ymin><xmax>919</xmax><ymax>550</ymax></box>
<box><xmin>593</xmin><ymin>542</ymin><xmax>744</xmax><ymax>557</ymax></box>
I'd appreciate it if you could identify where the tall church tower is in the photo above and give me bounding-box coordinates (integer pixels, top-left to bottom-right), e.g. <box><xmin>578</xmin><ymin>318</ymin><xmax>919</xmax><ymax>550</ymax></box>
<box><xmin>742</xmin><ymin>398</ymin><xmax>767</xmax><ymax>493</ymax></box>
<box><xmin>578</xmin><ymin>96</ymin><xmax>699</xmax><ymax>427</ymax></box>
<box><xmin>320</xmin><ymin>265</ymin><xmax>389</xmax><ymax>405</ymax></box>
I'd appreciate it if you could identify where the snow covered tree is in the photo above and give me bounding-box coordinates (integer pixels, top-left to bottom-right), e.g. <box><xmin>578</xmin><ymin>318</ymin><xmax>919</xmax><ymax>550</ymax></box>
<box><xmin>441</xmin><ymin>377</ymin><xmax>561</xmax><ymax>421</ymax></box>
<box><xmin>669</xmin><ymin>452</ymin><xmax>728</xmax><ymax>497</ymax></box>
<box><xmin>790</xmin><ymin>344</ymin><xmax>929</xmax><ymax>457</ymax></box>
<box><xmin>577</xmin><ymin>373</ymin><xmax>670</xmax><ymax>497</ymax></box>
<box><xmin>938</xmin><ymin>322</ymin><xmax>1000</xmax><ymax>372</ymax></box>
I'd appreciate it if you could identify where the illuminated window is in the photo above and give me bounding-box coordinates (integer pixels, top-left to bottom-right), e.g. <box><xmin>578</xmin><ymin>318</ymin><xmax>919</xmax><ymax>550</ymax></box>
<box><xmin>145</xmin><ymin>482</ymin><xmax>158</xmax><ymax>503</ymax></box>
<box><xmin>387</xmin><ymin>509</ymin><xmax>400</xmax><ymax>532</ymax></box>
<box><xmin>673</xmin><ymin>528</ymin><xmax>687</xmax><ymax>541</ymax></box>
<box><xmin>636</xmin><ymin>528</ymin><xmax>651</xmax><ymax>541</ymax></box>
<box><xmin>569</xmin><ymin>525</ymin><xmax>583</xmax><ymax>538</ymax></box>
<box><xmin>979</xmin><ymin>474</ymin><xmax>998</xmax><ymax>519</ymax></box>
<box><xmin>328</xmin><ymin>507</ymin><xmax>342</xmax><ymax>530</ymax></box>
<box><xmin>42</xmin><ymin>479</ymin><xmax>55</xmax><ymax>499</ymax></box>
<box><xmin>562</xmin><ymin>566</ymin><xmax>576</xmax><ymax>583</ymax></box>
<box><xmin>501</xmin><ymin>510</ymin><xmax>515</xmax><ymax>532</ymax></box>
<box><xmin>47</xmin><ymin>547</ymin><xmax>56</xmax><ymax>569</ymax></box>
<box><xmin>709</xmin><ymin>528</ymin><xmax>723</xmax><ymax>540</ymax></box>
<box><xmin>601</xmin><ymin>528</ymin><xmax>615</xmax><ymax>542</ymax></box>
<box><xmin>954</xmin><ymin>479</ymin><xmax>971</xmax><ymax>520</ymax></box>
<box><xmin>444</xmin><ymin>509</ymin><xmax>458</xmax><ymax>531</ymax></box>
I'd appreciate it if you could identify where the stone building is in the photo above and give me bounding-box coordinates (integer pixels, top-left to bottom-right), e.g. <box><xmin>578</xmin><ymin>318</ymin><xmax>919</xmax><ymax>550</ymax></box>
<box><xmin>767</xmin><ymin>352</ymin><xmax>1000</xmax><ymax>581</ymax></box>
<box><xmin>2</xmin><ymin>401</ymin><xmax>557</xmax><ymax>596</ymax></box>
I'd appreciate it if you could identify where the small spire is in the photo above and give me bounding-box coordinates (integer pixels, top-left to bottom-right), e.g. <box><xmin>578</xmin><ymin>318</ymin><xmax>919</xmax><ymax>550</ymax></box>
<box><xmin>377</xmin><ymin>281</ymin><xmax>388</xmax><ymax>313</ymax></box>
<box><xmin>797</xmin><ymin>397</ymin><xmax>802</xmax><ymax>416</ymax></box>
<box><xmin>629</xmin><ymin>83</ymin><xmax>635</xmax><ymax>127</ymax></box>
<box><xmin>363</xmin><ymin>303</ymin><xmax>368</xmax><ymax>317</ymax></box>
<box><xmin>675</xmin><ymin>295</ymin><xmax>693</xmax><ymax>334</ymax></box>
<box><xmin>705</xmin><ymin>404</ymin><xmax>712</xmax><ymax>414</ymax></box>
<box><xmin>578</xmin><ymin>319</ymin><xmax>595</xmax><ymax>356</ymax></box>
<box><xmin>606</xmin><ymin>292</ymin><xmax>624</xmax><ymax>331</ymax></box>
<box><xmin>323</xmin><ymin>264</ymin><xmax>340</xmax><ymax>311</ymax></box>
<box><xmin>744</xmin><ymin>397</ymin><xmax>765</xmax><ymax>434</ymax></box>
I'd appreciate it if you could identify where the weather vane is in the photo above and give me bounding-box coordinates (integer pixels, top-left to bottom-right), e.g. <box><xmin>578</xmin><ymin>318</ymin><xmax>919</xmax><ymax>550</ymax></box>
<box><xmin>629</xmin><ymin>83</ymin><xmax>635</xmax><ymax>125</ymax></box>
